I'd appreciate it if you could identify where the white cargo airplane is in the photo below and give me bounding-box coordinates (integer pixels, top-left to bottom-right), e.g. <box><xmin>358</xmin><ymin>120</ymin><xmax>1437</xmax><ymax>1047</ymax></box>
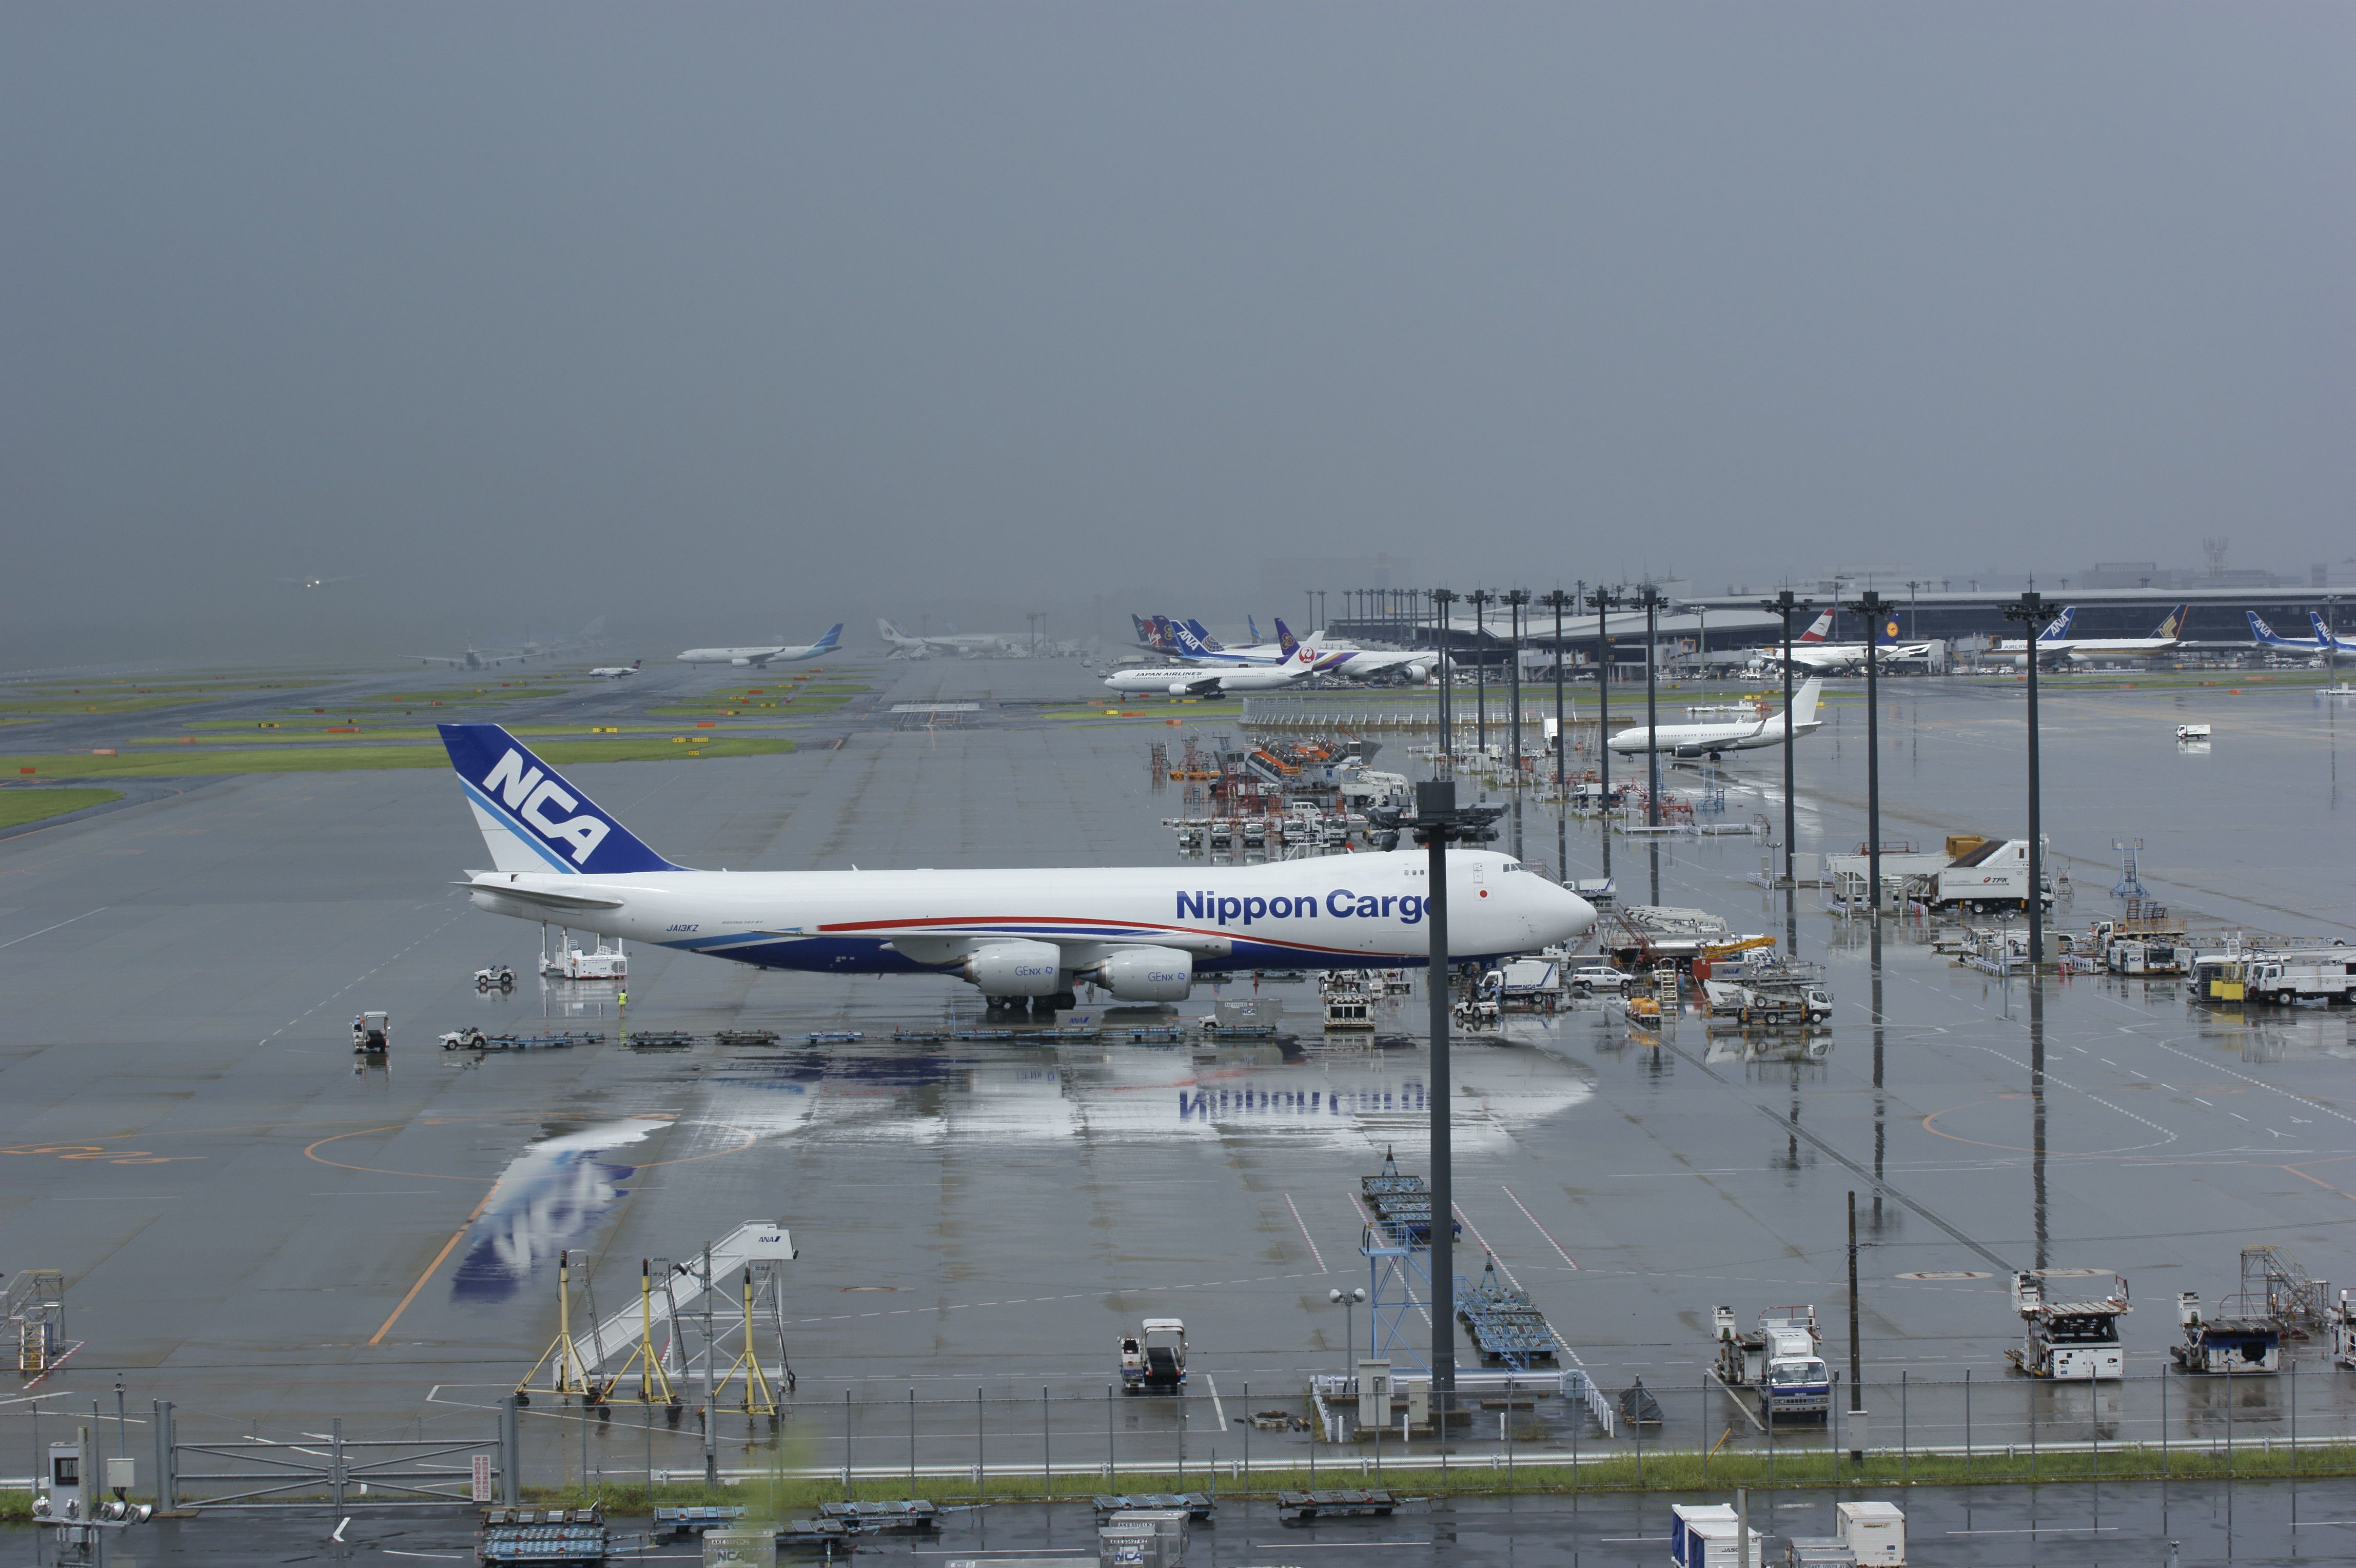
<box><xmin>678</xmin><ymin>623</ymin><xmax>842</xmax><ymax>667</ymax></box>
<box><xmin>437</xmin><ymin>723</ymin><xmax>1595</xmax><ymax>1005</ymax></box>
<box><xmin>1608</xmin><ymin>677</ymin><xmax>1824</xmax><ymax>758</ymax></box>
<box><xmin>1101</xmin><ymin>652</ymin><xmax>1321</xmax><ymax>697</ymax></box>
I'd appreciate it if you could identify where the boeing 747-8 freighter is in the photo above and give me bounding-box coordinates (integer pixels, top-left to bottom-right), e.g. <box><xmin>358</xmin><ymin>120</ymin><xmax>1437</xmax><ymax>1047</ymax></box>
<box><xmin>438</xmin><ymin>724</ymin><xmax>1593</xmax><ymax>1009</ymax></box>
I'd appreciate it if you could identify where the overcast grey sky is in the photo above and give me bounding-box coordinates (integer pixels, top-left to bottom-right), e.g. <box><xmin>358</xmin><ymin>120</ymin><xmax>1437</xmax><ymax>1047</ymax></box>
<box><xmin>6</xmin><ymin>4</ymin><xmax>2349</xmax><ymax>662</ymax></box>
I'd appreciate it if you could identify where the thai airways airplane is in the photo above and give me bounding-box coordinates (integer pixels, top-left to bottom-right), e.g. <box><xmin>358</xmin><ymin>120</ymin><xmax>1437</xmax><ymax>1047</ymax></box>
<box><xmin>1607</xmin><ymin>678</ymin><xmax>1824</xmax><ymax>758</ymax></box>
<box><xmin>438</xmin><ymin>724</ymin><xmax>1594</xmax><ymax>1008</ymax></box>
<box><xmin>677</xmin><ymin>623</ymin><xmax>842</xmax><ymax>667</ymax></box>
<box><xmin>1299</xmin><ymin>622</ymin><xmax>1440</xmax><ymax>683</ymax></box>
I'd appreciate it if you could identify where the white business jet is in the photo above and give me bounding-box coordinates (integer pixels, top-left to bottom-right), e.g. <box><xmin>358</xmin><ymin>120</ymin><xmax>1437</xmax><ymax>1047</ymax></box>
<box><xmin>677</xmin><ymin>623</ymin><xmax>842</xmax><ymax>667</ymax></box>
<box><xmin>1608</xmin><ymin>677</ymin><xmax>1824</xmax><ymax>758</ymax></box>
<box><xmin>437</xmin><ymin>723</ymin><xmax>1595</xmax><ymax>1009</ymax></box>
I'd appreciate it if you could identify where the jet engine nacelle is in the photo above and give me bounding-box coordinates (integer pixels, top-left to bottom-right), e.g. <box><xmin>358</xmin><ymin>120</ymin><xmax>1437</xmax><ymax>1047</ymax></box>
<box><xmin>962</xmin><ymin>939</ymin><xmax>1064</xmax><ymax>996</ymax></box>
<box><xmin>1086</xmin><ymin>945</ymin><xmax>1194</xmax><ymax>1002</ymax></box>
<box><xmin>1404</xmin><ymin>662</ymin><xmax>1431</xmax><ymax>683</ymax></box>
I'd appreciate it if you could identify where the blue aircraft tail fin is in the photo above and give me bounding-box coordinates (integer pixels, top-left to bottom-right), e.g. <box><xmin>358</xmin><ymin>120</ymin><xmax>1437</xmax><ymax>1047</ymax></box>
<box><xmin>439</xmin><ymin>724</ymin><xmax>685</xmax><ymax>876</ymax></box>
<box><xmin>1273</xmin><ymin>617</ymin><xmax>1299</xmax><ymax>656</ymax></box>
<box><xmin>811</xmin><ymin>623</ymin><xmax>843</xmax><ymax>651</ymax></box>
<box><xmin>2037</xmin><ymin>607</ymin><xmax>2076</xmax><ymax>642</ymax></box>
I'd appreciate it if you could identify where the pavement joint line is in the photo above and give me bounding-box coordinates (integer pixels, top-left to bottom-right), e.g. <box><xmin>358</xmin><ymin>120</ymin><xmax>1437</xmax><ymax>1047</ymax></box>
<box><xmin>1284</xmin><ymin>1192</ymin><xmax>1328</xmax><ymax>1274</ymax></box>
<box><xmin>0</xmin><ymin>905</ymin><xmax>110</xmax><ymax>948</ymax></box>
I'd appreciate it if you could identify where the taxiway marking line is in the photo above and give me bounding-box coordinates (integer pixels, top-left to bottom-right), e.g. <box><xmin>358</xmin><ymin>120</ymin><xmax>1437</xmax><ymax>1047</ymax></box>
<box><xmin>1500</xmin><ymin>1185</ymin><xmax>1577</xmax><ymax>1269</ymax></box>
<box><xmin>0</xmin><ymin>906</ymin><xmax>108</xmax><ymax>949</ymax></box>
<box><xmin>1450</xmin><ymin>1206</ymin><xmax>1519</xmax><ymax>1291</ymax></box>
<box><xmin>1284</xmin><ymin>1193</ymin><xmax>1327</xmax><ymax>1274</ymax></box>
<box><xmin>370</xmin><ymin>1181</ymin><xmax>505</xmax><ymax>1346</ymax></box>
<box><xmin>1205</xmin><ymin>1375</ymin><xmax>1227</xmax><ymax>1430</ymax></box>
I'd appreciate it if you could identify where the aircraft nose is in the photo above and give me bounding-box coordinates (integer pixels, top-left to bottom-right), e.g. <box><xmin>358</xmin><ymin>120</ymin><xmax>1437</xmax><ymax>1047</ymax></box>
<box><xmin>1535</xmin><ymin>880</ymin><xmax>1597</xmax><ymax>945</ymax></box>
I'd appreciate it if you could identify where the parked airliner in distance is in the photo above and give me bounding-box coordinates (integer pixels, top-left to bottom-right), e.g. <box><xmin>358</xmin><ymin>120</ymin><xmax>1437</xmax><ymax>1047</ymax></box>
<box><xmin>678</xmin><ymin>623</ymin><xmax>842</xmax><ymax>667</ymax></box>
<box><xmin>1608</xmin><ymin>678</ymin><xmax>1824</xmax><ymax>758</ymax></box>
<box><xmin>876</xmin><ymin>619</ymin><xmax>1025</xmax><ymax>657</ymax></box>
<box><xmin>438</xmin><ymin>723</ymin><xmax>1595</xmax><ymax>1010</ymax></box>
<box><xmin>587</xmin><ymin>662</ymin><xmax>641</xmax><ymax>679</ymax></box>
<box><xmin>1996</xmin><ymin>604</ymin><xmax>2189</xmax><ymax>666</ymax></box>
<box><xmin>1756</xmin><ymin>610</ymin><xmax>1932</xmax><ymax>673</ymax></box>
<box><xmin>1101</xmin><ymin>654</ymin><xmax>1318</xmax><ymax>697</ymax></box>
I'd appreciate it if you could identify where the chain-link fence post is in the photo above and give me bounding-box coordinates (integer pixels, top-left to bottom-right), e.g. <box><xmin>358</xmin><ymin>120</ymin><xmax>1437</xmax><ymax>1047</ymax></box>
<box><xmin>1899</xmin><ymin>1370</ymin><xmax>1908</xmax><ymax>1487</ymax></box>
<box><xmin>1106</xmin><ymin>1385</ymin><xmax>1114</xmax><ymax>1484</ymax></box>
<box><xmin>908</xmin><ymin>1389</ymin><xmax>916</xmax><ymax>1495</ymax></box>
<box><xmin>976</xmin><ymin>1387</ymin><xmax>986</xmax><ymax>1497</ymax></box>
<box><xmin>841</xmin><ymin>1389</ymin><xmax>852</xmax><ymax>1494</ymax></box>
<box><xmin>1042</xmin><ymin>1386</ymin><xmax>1051</xmax><ymax>1500</ymax></box>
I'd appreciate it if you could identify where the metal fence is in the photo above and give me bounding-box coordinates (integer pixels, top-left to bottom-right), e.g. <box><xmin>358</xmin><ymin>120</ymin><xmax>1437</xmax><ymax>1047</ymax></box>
<box><xmin>17</xmin><ymin>1367</ymin><xmax>2355</xmax><ymax>1506</ymax></box>
<box><xmin>506</xmin><ymin>1365</ymin><xmax>2356</xmax><ymax>1492</ymax></box>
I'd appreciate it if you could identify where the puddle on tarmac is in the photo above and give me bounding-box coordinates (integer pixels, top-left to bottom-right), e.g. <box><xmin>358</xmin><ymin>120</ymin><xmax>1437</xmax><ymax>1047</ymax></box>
<box><xmin>449</xmin><ymin>1117</ymin><xmax>669</xmax><ymax>1303</ymax></box>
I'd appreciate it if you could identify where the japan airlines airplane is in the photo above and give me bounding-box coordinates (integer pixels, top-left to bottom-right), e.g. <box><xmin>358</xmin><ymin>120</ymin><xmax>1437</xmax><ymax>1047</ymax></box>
<box><xmin>678</xmin><ymin>623</ymin><xmax>842</xmax><ymax>667</ymax></box>
<box><xmin>438</xmin><ymin>723</ymin><xmax>1594</xmax><ymax>1001</ymax></box>
<box><xmin>1996</xmin><ymin>604</ymin><xmax>2189</xmax><ymax>666</ymax></box>
<box><xmin>1101</xmin><ymin>652</ymin><xmax>1320</xmax><ymax>696</ymax></box>
<box><xmin>1608</xmin><ymin>678</ymin><xmax>1824</xmax><ymax>758</ymax></box>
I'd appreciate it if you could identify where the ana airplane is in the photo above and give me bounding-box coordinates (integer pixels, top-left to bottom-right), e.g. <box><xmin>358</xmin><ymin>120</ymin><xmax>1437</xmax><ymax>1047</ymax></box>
<box><xmin>678</xmin><ymin>623</ymin><xmax>842</xmax><ymax>667</ymax></box>
<box><xmin>2247</xmin><ymin>612</ymin><xmax>2326</xmax><ymax>652</ymax></box>
<box><xmin>876</xmin><ymin>619</ymin><xmax>1023</xmax><ymax>657</ymax></box>
<box><xmin>1101</xmin><ymin>652</ymin><xmax>1321</xmax><ymax>697</ymax></box>
<box><xmin>587</xmin><ymin>662</ymin><xmax>642</xmax><ymax>679</ymax></box>
<box><xmin>1997</xmin><ymin>604</ymin><xmax>2189</xmax><ymax>666</ymax></box>
<box><xmin>1608</xmin><ymin>677</ymin><xmax>1824</xmax><ymax>758</ymax></box>
<box><xmin>438</xmin><ymin>723</ymin><xmax>1596</xmax><ymax>1008</ymax></box>
<box><xmin>1165</xmin><ymin>618</ymin><xmax>1305</xmax><ymax>667</ymax></box>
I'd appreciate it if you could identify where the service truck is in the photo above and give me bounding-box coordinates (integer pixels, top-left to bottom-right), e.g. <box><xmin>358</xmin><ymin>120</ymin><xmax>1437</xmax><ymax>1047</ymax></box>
<box><xmin>1713</xmin><ymin>1304</ymin><xmax>1832</xmax><ymax>1422</ymax></box>
<box><xmin>1929</xmin><ymin>839</ymin><xmax>2054</xmax><ymax>914</ymax></box>
<box><xmin>2186</xmin><ymin>949</ymin><xmax>2356</xmax><ymax>1006</ymax></box>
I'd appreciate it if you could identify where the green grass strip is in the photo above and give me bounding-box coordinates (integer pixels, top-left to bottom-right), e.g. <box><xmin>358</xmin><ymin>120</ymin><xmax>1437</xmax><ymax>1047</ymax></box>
<box><xmin>0</xmin><ymin>738</ymin><xmax>795</xmax><ymax>779</ymax></box>
<box><xmin>0</xmin><ymin>789</ymin><xmax>121</xmax><ymax>829</ymax></box>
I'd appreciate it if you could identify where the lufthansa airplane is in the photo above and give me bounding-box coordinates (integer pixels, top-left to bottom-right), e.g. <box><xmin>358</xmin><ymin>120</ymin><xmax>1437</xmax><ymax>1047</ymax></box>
<box><xmin>438</xmin><ymin>723</ymin><xmax>1595</xmax><ymax>1007</ymax></box>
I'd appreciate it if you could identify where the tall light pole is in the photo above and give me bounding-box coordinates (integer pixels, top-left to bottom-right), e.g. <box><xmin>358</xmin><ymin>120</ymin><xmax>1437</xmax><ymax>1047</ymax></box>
<box><xmin>2000</xmin><ymin>592</ymin><xmax>2050</xmax><ymax>965</ymax></box>
<box><xmin>1759</xmin><ymin>591</ymin><xmax>1808</xmax><ymax>885</ymax></box>
<box><xmin>1541</xmin><ymin>590</ymin><xmax>1574</xmax><ymax>884</ymax></box>
<box><xmin>1465</xmin><ymin>591</ymin><xmax>1495</xmax><ymax>760</ymax></box>
<box><xmin>1406</xmin><ymin>783</ymin><xmax>1501</xmax><ymax>1433</ymax></box>
<box><xmin>1504</xmin><ymin>590</ymin><xmax>1530</xmax><ymax>792</ymax></box>
<box><xmin>1587</xmin><ymin>585</ymin><xmax>1619</xmax><ymax>873</ymax></box>
<box><xmin>1850</xmin><ymin>591</ymin><xmax>1893</xmax><ymax>914</ymax></box>
<box><xmin>1635</xmin><ymin>584</ymin><xmax>1668</xmax><ymax>827</ymax></box>
<box><xmin>1431</xmin><ymin>590</ymin><xmax>1459</xmax><ymax>777</ymax></box>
